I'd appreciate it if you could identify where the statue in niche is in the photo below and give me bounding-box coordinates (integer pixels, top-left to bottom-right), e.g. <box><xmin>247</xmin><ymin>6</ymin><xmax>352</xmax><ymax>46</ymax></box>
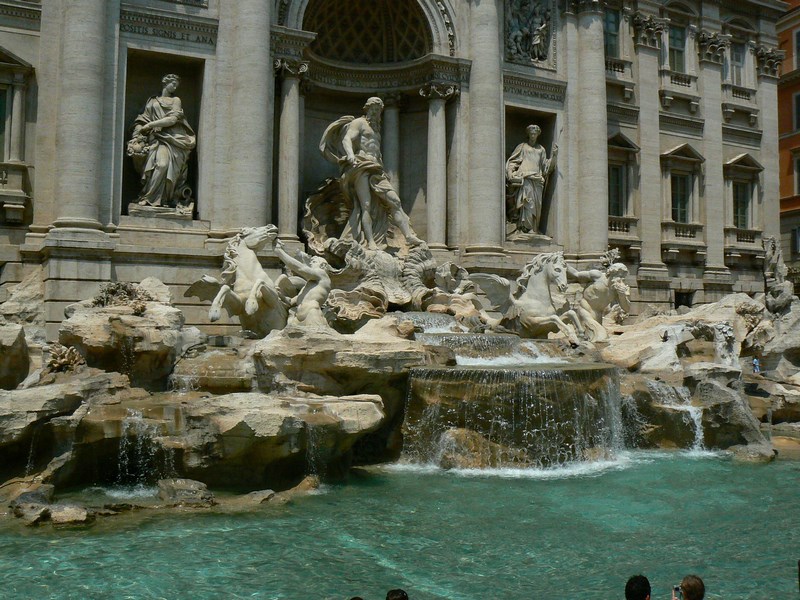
<box><xmin>306</xmin><ymin>97</ymin><xmax>422</xmax><ymax>254</ymax></box>
<box><xmin>505</xmin><ymin>124</ymin><xmax>558</xmax><ymax>237</ymax></box>
<box><xmin>126</xmin><ymin>73</ymin><xmax>196</xmax><ymax>217</ymax></box>
<box><xmin>505</xmin><ymin>0</ymin><xmax>552</xmax><ymax>63</ymax></box>
<box><xmin>566</xmin><ymin>261</ymin><xmax>631</xmax><ymax>342</ymax></box>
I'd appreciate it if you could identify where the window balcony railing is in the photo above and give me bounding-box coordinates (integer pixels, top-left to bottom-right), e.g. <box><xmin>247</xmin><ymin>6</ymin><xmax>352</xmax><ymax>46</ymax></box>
<box><xmin>661</xmin><ymin>221</ymin><xmax>704</xmax><ymax>244</ymax></box>
<box><xmin>608</xmin><ymin>215</ymin><xmax>638</xmax><ymax>238</ymax></box>
<box><xmin>724</xmin><ymin>226</ymin><xmax>762</xmax><ymax>247</ymax></box>
<box><xmin>658</xmin><ymin>68</ymin><xmax>700</xmax><ymax>111</ymax></box>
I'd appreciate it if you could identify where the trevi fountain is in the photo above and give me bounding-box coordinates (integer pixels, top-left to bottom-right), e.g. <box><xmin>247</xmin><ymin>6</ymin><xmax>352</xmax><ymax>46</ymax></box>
<box><xmin>0</xmin><ymin>96</ymin><xmax>797</xmax><ymax>599</ymax></box>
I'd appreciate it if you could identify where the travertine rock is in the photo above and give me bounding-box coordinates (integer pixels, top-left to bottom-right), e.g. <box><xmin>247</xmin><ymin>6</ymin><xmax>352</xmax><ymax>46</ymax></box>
<box><xmin>60</xmin><ymin>288</ymin><xmax>205</xmax><ymax>388</ymax></box>
<box><xmin>695</xmin><ymin>379</ymin><xmax>768</xmax><ymax>448</ymax></box>
<box><xmin>157</xmin><ymin>478</ymin><xmax>215</xmax><ymax>507</ymax></box>
<box><xmin>438</xmin><ymin>428</ymin><xmax>529</xmax><ymax>469</ymax></box>
<box><xmin>0</xmin><ymin>323</ymin><xmax>29</xmax><ymax>389</ymax></box>
<box><xmin>49</xmin><ymin>504</ymin><xmax>95</xmax><ymax>526</ymax></box>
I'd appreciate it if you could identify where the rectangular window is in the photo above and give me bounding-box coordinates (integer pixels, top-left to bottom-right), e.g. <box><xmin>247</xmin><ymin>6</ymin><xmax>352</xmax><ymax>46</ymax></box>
<box><xmin>669</xmin><ymin>26</ymin><xmax>686</xmax><ymax>73</ymax></box>
<box><xmin>608</xmin><ymin>164</ymin><xmax>625</xmax><ymax>216</ymax></box>
<box><xmin>795</xmin><ymin>156</ymin><xmax>800</xmax><ymax>195</ymax></box>
<box><xmin>604</xmin><ymin>9</ymin><xmax>620</xmax><ymax>58</ymax></box>
<box><xmin>795</xmin><ymin>94</ymin><xmax>800</xmax><ymax>131</ymax></box>
<box><xmin>733</xmin><ymin>181</ymin><xmax>750</xmax><ymax>229</ymax></box>
<box><xmin>731</xmin><ymin>42</ymin><xmax>745</xmax><ymax>86</ymax></box>
<box><xmin>796</xmin><ymin>30</ymin><xmax>800</xmax><ymax>70</ymax></box>
<box><xmin>671</xmin><ymin>173</ymin><xmax>691</xmax><ymax>223</ymax></box>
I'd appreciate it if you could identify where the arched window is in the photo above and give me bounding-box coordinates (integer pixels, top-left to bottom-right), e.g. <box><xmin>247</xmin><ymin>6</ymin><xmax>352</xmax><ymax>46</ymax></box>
<box><xmin>303</xmin><ymin>0</ymin><xmax>432</xmax><ymax>64</ymax></box>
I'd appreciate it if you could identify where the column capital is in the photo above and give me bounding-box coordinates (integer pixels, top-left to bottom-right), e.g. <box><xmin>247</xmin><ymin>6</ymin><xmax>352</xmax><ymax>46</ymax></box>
<box><xmin>565</xmin><ymin>0</ymin><xmax>604</xmax><ymax>16</ymax></box>
<box><xmin>697</xmin><ymin>30</ymin><xmax>730</xmax><ymax>65</ymax></box>
<box><xmin>628</xmin><ymin>11</ymin><xmax>668</xmax><ymax>49</ymax></box>
<box><xmin>754</xmin><ymin>45</ymin><xmax>784</xmax><ymax>79</ymax></box>
<box><xmin>419</xmin><ymin>82</ymin><xmax>459</xmax><ymax>101</ymax></box>
<box><xmin>273</xmin><ymin>58</ymin><xmax>309</xmax><ymax>78</ymax></box>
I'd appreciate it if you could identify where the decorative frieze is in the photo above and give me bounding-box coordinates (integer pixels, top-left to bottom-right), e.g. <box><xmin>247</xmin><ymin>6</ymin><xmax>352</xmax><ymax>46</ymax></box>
<box><xmin>119</xmin><ymin>9</ymin><xmax>217</xmax><ymax>47</ymax></box>
<box><xmin>435</xmin><ymin>0</ymin><xmax>457</xmax><ymax>57</ymax></box>
<box><xmin>659</xmin><ymin>113</ymin><xmax>704</xmax><ymax>137</ymax></box>
<box><xmin>162</xmin><ymin>0</ymin><xmax>208</xmax><ymax>7</ymax></box>
<box><xmin>628</xmin><ymin>12</ymin><xmax>666</xmax><ymax>49</ymax></box>
<box><xmin>755</xmin><ymin>45</ymin><xmax>784</xmax><ymax>79</ymax></box>
<box><xmin>503</xmin><ymin>72</ymin><xmax>566</xmax><ymax>103</ymax></box>
<box><xmin>606</xmin><ymin>103</ymin><xmax>639</xmax><ymax>125</ymax></box>
<box><xmin>419</xmin><ymin>82</ymin><xmax>459</xmax><ymax>100</ymax></box>
<box><xmin>697</xmin><ymin>30</ymin><xmax>730</xmax><ymax>65</ymax></box>
<box><xmin>0</xmin><ymin>2</ymin><xmax>40</xmax><ymax>31</ymax></box>
<box><xmin>563</xmin><ymin>0</ymin><xmax>603</xmax><ymax>14</ymax></box>
<box><xmin>271</xmin><ymin>25</ymin><xmax>317</xmax><ymax>62</ymax></box>
<box><xmin>722</xmin><ymin>124</ymin><xmax>762</xmax><ymax>148</ymax></box>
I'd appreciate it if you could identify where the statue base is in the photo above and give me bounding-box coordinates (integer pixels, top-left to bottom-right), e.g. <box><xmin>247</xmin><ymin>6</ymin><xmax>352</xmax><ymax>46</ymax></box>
<box><xmin>127</xmin><ymin>202</ymin><xmax>194</xmax><ymax>220</ymax></box>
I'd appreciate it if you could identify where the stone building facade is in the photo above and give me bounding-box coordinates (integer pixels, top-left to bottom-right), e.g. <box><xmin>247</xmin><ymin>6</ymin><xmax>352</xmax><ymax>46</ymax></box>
<box><xmin>0</xmin><ymin>0</ymin><xmax>786</xmax><ymax>337</ymax></box>
<box><xmin>778</xmin><ymin>0</ymin><xmax>800</xmax><ymax>274</ymax></box>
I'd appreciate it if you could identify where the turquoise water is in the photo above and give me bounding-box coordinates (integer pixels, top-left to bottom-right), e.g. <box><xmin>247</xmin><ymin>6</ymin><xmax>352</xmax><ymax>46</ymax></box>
<box><xmin>0</xmin><ymin>452</ymin><xmax>798</xmax><ymax>599</ymax></box>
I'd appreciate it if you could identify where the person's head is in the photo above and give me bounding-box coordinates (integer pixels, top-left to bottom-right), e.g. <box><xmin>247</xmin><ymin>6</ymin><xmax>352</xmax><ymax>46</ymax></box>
<box><xmin>625</xmin><ymin>575</ymin><xmax>651</xmax><ymax>600</ymax></box>
<box><xmin>363</xmin><ymin>96</ymin><xmax>384</xmax><ymax>117</ymax></box>
<box><xmin>680</xmin><ymin>575</ymin><xmax>705</xmax><ymax>600</ymax></box>
<box><xmin>526</xmin><ymin>124</ymin><xmax>541</xmax><ymax>142</ymax></box>
<box><xmin>161</xmin><ymin>73</ymin><xmax>180</xmax><ymax>92</ymax></box>
<box><xmin>607</xmin><ymin>262</ymin><xmax>629</xmax><ymax>280</ymax></box>
<box><xmin>386</xmin><ymin>590</ymin><xmax>409</xmax><ymax>600</ymax></box>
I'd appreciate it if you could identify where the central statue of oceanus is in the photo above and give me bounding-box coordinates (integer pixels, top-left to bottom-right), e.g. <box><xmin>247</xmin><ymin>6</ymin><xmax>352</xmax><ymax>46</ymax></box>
<box><xmin>304</xmin><ymin>97</ymin><xmax>422</xmax><ymax>254</ymax></box>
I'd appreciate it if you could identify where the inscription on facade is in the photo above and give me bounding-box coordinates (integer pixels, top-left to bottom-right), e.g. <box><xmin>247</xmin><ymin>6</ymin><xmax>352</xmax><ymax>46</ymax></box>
<box><xmin>120</xmin><ymin>11</ymin><xmax>217</xmax><ymax>47</ymax></box>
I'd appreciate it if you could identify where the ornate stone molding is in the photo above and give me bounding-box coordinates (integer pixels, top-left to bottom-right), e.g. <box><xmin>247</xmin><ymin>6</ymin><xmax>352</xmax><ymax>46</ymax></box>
<box><xmin>502</xmin><ymin>71</ymin><xmax>566</xmax><ymax>103</ymax></box>
<box><xmin>607</xmin><ymin>103</ymin><xmax>639</xmax><ymax>125</ymax></box>
<box><xmin>271</xmin><ymin>25</ymin><xmax>317</xmax><ymax>61</ymax></box>
<box><xmin>659</xmin><ymin>113</ymin><xmax>704</xmax><ymax>137</ymax></box>
<box><xmin>629</xmin><ymin>11</ymin><xmax>667</xmax><ymax>49</ymax></box>
<box><xmin>697</xmin><ymin>30</ymin><xmax>730</xmax><ymax>65</ymax></box>
<box><xmin>419</xmin><ymin>82</ymin><xmax>459</xmax><ymax>100</ymax></box>
<box><xmin>162</xmin><ymin>0</ymin><xmax>208</xmax><ymax>6</ymax></box>
<box><xmin>274</xmin><ymin>58</ymin><xmax>309</xmax><ymax>78</ymax></box>
<box><xmin>307</xmin><ymin>54</ymin><xmax>470</xmax><ymax>93</ymax></box>
<box><xmin>435</xmin><ymin>0</ymin><xmax>457</xmax><ymax>57</ymax></box>
<box><xmin>0</xmin><ymin>2</ymin><xmax>40</xmax><ymax>31</ymax></box>
<box><xmin>562</xmin><ymin>0</ymin><xmax>603</xmax><ymax>14</ymax></box>
<box><xmin>755</xmin><ymin>45</ymin><xmax>784</xmax><ymax>79</ymax></box>
<box><xmin>119</xmin><ymin>9</ymin><xmax>217</xmax><ymax>47</ymax></box>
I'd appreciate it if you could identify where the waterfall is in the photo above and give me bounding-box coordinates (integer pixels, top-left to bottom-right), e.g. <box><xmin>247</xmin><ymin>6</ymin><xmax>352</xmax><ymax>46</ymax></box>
<box><xmin>415</xmin><ymin>332</ymin><xmax>568</xmax><ymax>366</ymax></box>
<box><xmin>646</xmin><ymin>381</ymin><xmax>705</xmax><ymax>450</ymax></box>
<box><xmin>403</xmin><ymin>364</ymin><xmax>623</xmax><ymax>469</ymax></box>
<box><xmin>117</xmin><ymin>408</ymin><xmax>175</xmax><ymax>485</ymax></box>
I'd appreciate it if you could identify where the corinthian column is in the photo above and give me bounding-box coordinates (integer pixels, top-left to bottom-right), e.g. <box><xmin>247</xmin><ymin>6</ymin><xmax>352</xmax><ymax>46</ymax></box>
<box><xmin>576</xmin><ymin>0</ymin><xmax>608</xmax><ymax>257</ymax></box>
<box><xmin>52</xmin><ymin>0</ymin><xmax>111</xmax><ymax>230</ymax></box>
<box><xmin>382</xmin><ymin>95</ymin><xmax>401</xmax><ymax>188</ymax></box>
<box><xmin>275</xmin><ymin>59</ymin><xmax>308</xmax><ymax>241</ymax></box>
<box><xmin>225</xmin><ymin>0</ymin><xmax>273</xmax><ymax>229</ymax></box>
<box><xmin>466</xmin><ymin>0</ymin><xmax>504</xmax><ymax>253</ymax></box>
<box><xmin>421</xmin><ymin>83</ymin><xmax>458</xmax><ymax>249</ymax></box>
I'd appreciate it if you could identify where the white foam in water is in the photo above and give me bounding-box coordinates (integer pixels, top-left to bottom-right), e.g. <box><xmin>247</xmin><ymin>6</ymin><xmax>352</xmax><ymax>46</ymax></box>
<box><xmin>96</xmin><ymin>485</ymin><xmax>159</xmax><ymax>500</ymax></box>
<box><xmin>455</xmin><ymin>353</ymin><xmax>567</xmax><ymax>366</ymax></box>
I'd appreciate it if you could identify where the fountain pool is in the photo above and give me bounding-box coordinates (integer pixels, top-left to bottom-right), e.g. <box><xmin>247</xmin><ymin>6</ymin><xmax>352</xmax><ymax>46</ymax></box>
<box><xmin>0</xmin><ymin>452</ymin><xmax>796</xmax><ymax>599</ymax></box>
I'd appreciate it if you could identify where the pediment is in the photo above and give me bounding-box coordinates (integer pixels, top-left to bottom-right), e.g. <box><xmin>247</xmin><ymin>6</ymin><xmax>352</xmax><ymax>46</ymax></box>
<box><xmin>608</xmin><ymin>132</ymin><xmax>639</xmax><ymax>153</ymax></box>
<box><xmin>0</xmin><ymin>46</ymin><xmax>32</xmax><ymax>71</ymax></box>
<box><xmin>725</xmin><ymin>153</ymin><xmax>764</xmax><ymax>172</ymax></box>
<box><xmin>662</xmin><ymin>143</ymin><xmax>705</xmax><ymax>163</ymax></box>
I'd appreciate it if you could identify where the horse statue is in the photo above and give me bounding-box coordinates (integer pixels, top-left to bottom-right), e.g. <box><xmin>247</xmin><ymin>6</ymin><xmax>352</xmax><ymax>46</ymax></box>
<box><xmin>184</xmin><ymin>225</ymin><xmax>301</xmax><ymax>338</ymax></box>
<box><xmin>471</xmin><ymin>251</ymin><xmax>584</xmax><ymax>343</ymax></box>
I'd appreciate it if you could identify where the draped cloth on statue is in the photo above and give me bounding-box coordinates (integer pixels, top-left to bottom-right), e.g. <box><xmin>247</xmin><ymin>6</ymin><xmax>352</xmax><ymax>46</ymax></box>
<box><xmin>316</xmin><ymin>115</ymin><xmax>402</xmax><ymax>249</ymax></box>
<box><xmin>132</xmin><ymin>96</ymin><xmax>196</xmax><ymax>206</ymax></box>
<box><xmin>505</xmin><ymin>141</ymin><xmax>551</xmax><ymax>234</ymax></box>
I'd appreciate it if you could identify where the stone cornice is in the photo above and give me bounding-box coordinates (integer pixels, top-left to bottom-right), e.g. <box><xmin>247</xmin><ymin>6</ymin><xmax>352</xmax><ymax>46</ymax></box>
<box><xmin>119</xmin><ymin>7</ymin><xmax>218</xmax><ymax>47</ymax></box>
<box><xmin>503</xmin><ymin>71</ymin><xmax>566</xmax><ymax>103</ymax></box>
<box><xmin>659</xmin><ymin>113</ymin><xmax>705</xmax><ymax>137</ymax></box>
<box><xmin>0</xmin><ymin>1</ymin><xmax>40</xmax><ymax>31</ymax></box>
<box><xmin>563</xmin><ymin>0</ymin><xmax>604</xmax><ymax>15</ymax></box>
<box><xmin>306</xmin><ymin>53</ymin><xmax>471</xmax><ymax>93</ymax></box>
<box><xmin>271</xmin><ymin>25</ymin><xmax>317</xmax><ymax>61</ymax></box>
<box><xmin>607</xmin><ymin>103</ymin><xmax>639</xmax><ymax>125</ymax></box>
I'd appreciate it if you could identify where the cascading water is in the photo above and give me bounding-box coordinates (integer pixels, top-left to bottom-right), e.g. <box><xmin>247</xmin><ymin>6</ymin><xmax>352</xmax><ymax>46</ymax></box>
<box><xmin>117</xmin><ymin>408</ymin><xmax>175</xmax><ymax>485</ymax></box>
<box><xmin>403</xmin><ymin>364</ymin><xmax>623</xmax><ymax>469</ymax></box>
<box><xmin>415</xmin><ymin>332</ymin><xmax>568</xmax><ymax>366</ymax></box>
<box><xmin>646</xmin><ymin>381</ymin><xmax>705</xmax><ymax>450</ymax></box>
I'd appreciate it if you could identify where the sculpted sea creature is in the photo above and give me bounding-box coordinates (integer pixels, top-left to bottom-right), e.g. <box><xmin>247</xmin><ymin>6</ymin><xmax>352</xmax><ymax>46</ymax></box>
<box><xmin>471</xmin><ymin>252</ymin><xmax>583</xmax><ymax>343</ymax></box>
<box><xmin>184</xmin><ymin>225</ymin><xmax>299</xmax><ymax>338</ymax></box>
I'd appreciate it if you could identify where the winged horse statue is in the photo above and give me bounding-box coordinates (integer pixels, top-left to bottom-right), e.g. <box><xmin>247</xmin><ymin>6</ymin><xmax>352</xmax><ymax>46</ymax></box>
<box><xmin>471</xmin><ymin>251</ymin><xmax>584</xmax><ymax>344</ymax></box>
<box><xmin>184</xmin><ymin>225</ymin><xmax>301</xmax><ymax>338</ymax></box>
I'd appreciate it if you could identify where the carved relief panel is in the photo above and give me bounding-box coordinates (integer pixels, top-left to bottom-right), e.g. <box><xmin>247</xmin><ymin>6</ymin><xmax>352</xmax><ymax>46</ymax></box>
<box><xmin>505</xmin><ymin>0</ymin><xmax>557</xmax><ymax>69</ymax></box>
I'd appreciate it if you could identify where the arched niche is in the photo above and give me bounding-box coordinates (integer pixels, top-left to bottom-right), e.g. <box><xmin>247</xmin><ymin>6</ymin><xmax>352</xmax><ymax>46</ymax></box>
<box><xmin>278</xmin><ymin>0</ymin><xmax>457</xmax><ymax>58</ymax></box>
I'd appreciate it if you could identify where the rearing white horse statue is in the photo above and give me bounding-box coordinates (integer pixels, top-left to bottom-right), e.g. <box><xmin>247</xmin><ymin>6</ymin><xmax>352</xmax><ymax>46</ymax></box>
<box><xmin>185</xmin><ymin>225</ymin><xmax>299</xmax><ymax>337</ymax></box>
<box><xmin>471</xmin><ymin>251</ymin><xmax>584</xmax><ymax>343</ymax></box>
